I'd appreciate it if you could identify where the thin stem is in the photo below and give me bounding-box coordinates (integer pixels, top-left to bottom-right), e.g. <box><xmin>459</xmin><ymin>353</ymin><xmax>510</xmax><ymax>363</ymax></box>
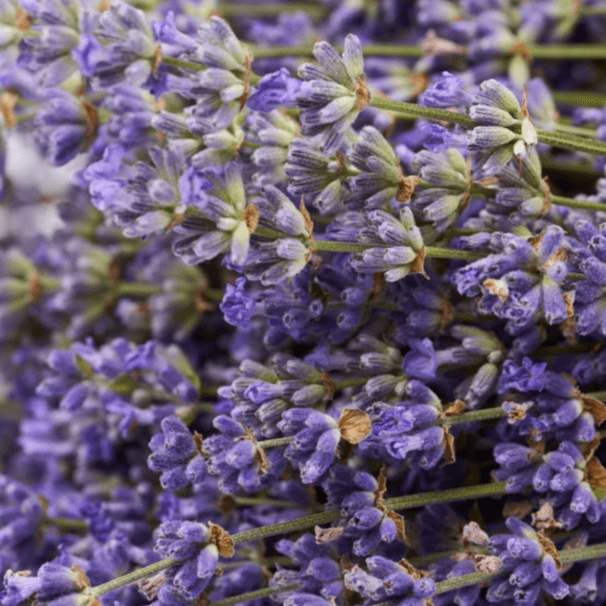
<box><xmin>587</xmin><ymin>391</ymin><xmax>606</xmax><ymax>401</ymax></box>
<box><xmin>370</xmin><ymin>96</ymin><xmax>476</xmax><ymax>127</ymax></box>
<box><xmin>437</xmin><ymin>407</ymin><xmax>506</xmax><ymax>426</ymax></box>
<box><xmin>551</xmin><ymin>195</ymin><xmax>606</xmax><ymax>212</ymax></box>
<box><xmin>250</xmin><ymin>44</ymin><xmax>424</xmax><ymax>59</ymax></box>
<box><xmin>554</xmin><ymin>123</ymin><xmax>597</xmax><ymax>138</ymax></box>
<box><xmin>334</xmin><ymin>376</ymin><xmax>370</xmax><ymax>390</ymax></box>
<box><xmin>553</xmin><ymin>91</ymin><xmax>606</xmax><ymax>107</ymax></box>
<box><xmin>209</xmin><ymin>585</ymin><xmax>298</xmax><ymax>606</ymax></box>
<box><xmin>560</xmin><ymin>542</ymin><xmax>606</xmax><ymax>564</ymax></box>
<box><xmin>434</xmin><ymin>572</ymin><xmax>492</xmax><ymax>594</ymax></box>
<box><xmin>312</xmin><ymin>239</ymin><xmax>485</xmax><ymax>261</ymax></box>
<box><xmin>232</xmin><ymin>511</ymin><xmax>339</xmax><ymax>544</ymax></box>
<box><xmin>233</xmin><ymin>496</ymin><xmax>308</xmax><ymax>508</ymax></box>
<box><xmin>249</xmin><ymin>43</ymin><xmax>606</xmax><ymax>61</ymax></box>
<box><xmin>255</xmin><ymin>436</ymin><xmax>294</xmax><ymax>449</ymax></box>
<box><xmin>42</xmin><ymin>517</ymin><xmax>88</xmax><ymax>532</ymax></box>
<box><xmin>115</xmin><ymin>282</ymin><xmax>162</xmax><ymax>297</ymax></box>
<box><xmin>90</xmin><ymin>558</ymin><xmax>178</xmax><ymax>596</ymax></box>
<box><xmin>384</xmin><ymin>482</ymin><xmax>507</xmax><ymax>511</ymax></box>
<box><xmin>370</xmin><ymin>97</ymin><xmax>606</xmax><ymax>157</ymax></box>
<box><xmin>219</xmin><ymin>3</ymin><xmax>328</xmax><ymax>17</ymax></box>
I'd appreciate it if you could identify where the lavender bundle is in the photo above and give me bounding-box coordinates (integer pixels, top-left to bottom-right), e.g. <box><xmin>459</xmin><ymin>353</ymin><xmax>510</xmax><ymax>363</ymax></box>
<box><xmin>4</xmin><ymin>1</ymin><xmax>606</xmax><ymax>606</ymax></box>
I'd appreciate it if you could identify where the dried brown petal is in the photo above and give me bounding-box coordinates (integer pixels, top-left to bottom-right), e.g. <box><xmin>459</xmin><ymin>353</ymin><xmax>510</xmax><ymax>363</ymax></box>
<box><xmin>473</xmin><ymin>555</ymin><xmax>502</xmax><ymax>575</ymax></box>
<box><xmin>1</xmin><ymin>91</ymin><xmax>19</xmax><ymax>128</ymax></box>
<box><xmin>216</xmin><ymin>495</ymin><xmax>236</xmax><ymax>515</ymax></box>
<box><xmin>585</xmin><ymin>456</ymin><xmax>606</xmax><ymax>494</ymax></box>
<box><xmin>152</xmin><ymin>43</ymin><xmax>163</xmax><ymax>77</ymax></box>
<box><xmin>396</xmin><ymin>175</ymin><xmax>421</xmax><ymax>202</ymax></box>
<box><xmin>338</xmin><ymin>408</ymin><xmax>372</xmax><ymax>444</ymax></box>
<box><xmin>410</xmin><ymin>247</ymin><xmax>427</xmax><ymax>277</ymax></box>
<box><xmin>354</xmin><ymin>74</ymin><xmax>370</xmax><ymax>110</ymax></box>
<box><xmin>441</xmin><ymin>426</ymin><xmax>456</xmax><ymax>465</ymax></box>
<box><xmin>315</xmin><ymin>526</ymin><xmax>344</xmax><ymax>544</ymax></box>
<box><xmin>15</xmin><ymin>7</ymin><xmax>30</xmax><ymax>31</ymax></box>
<box><xmin>443</xmin><ymin>400</ymin><xmax>466</xmax><ymax>417</ymax></box>
<box><xmin>462</xmin><ymin>521</ymin><xmax>489</xmax><ymax>546</ymax></box>
<box><xmin>582</xmin><ymin>395</ymin><xmax>606</xmax><ymax>426</ymax></box>
<box><xmin>209</xmin><ymin>522</ymin><xmax>234</xmax><ymax>557</ymax></box>
<box><xmin>137</xmin><ymin>574</ymin><xmax>167</xmax><ymax>600</ymax></box>
<box><xmin>531</xmin><ymin>502</ymin><xmax>562</xmax><ymax>531</ymax></box>
<box><xmin>537</xmin><ymin>531</ymin><xmax>561</xmax><ymax>569</ymax></box>
<box><xmin>71</xmin><ymin>564</ymin><xmax>91</xmax><ymax>590</ymax></box>
<box><xmin>319</xmin><ymin>373</ymin><xmax>336</xmax><ymax>400</ymax></box>
<box><xmin>386</xmin><ymin>510</ymin><xmax>406</xmax><ymax>543</ymax></box>
<box><xmin>482</xmin><ymin>278</ymin><xmax>509</xmax><ymax>302</ymax></box>
<box><xmin>242</xmin><ymin>203</ymin><xmax>260</xmax><ymax>234</ymax></box>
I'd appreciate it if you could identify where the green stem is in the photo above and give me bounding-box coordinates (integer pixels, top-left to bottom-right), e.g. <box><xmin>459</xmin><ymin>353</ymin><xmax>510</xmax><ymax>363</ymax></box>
<box><xmin>162</xmin><ymin>56</ymin><xmax>204</xmax><ymax>71</ymax></box>
<box><xmin>312</xmin><ymin>239</ymin><xmax>484</xmax><ymax>261</ymax></box>
<box><xmin>250</xmin><ymin>44</ymin><xmax>424</xmax><ymax>59</ymax></box>
<box><xmin>437</xmin><ymin>407</ymin><xmax>506</xmax><ymax>426</ymax></box>
<box><xmin>255</xmin><ymin>436</ymin><xmax>294</xmax><ymax>448</ymax></box>
<box><xmin>434</xmin><ymin>572</ymin><xmax>492</xmax><ymax>594</ymax></box>
<box><xmin>250</xmin><ymin>43</ymin><xmax>606</xmax><ymax>61</ymax></box>
<box><xmin>90</xmin><ymin>558</ymin><xmax>178</xmax><ymax>596</ymax></box>
<box><xmin>554</xmin><ymin>123</ymin><xmax>597</xmax><ymax>138</ymax></box>
<box><xmin>115</xmin><ymin>282</ymin><xmax>162</xmax><ymax>297</ymax></box>
<box><xmin>233</xmin><ymin>496</ymin><xmax>308</xmax><ymax>508</ymax></box>
<box><xmin>334</xmin><ymin>376</ymin><xmax>370</xmax><ymax>390</ymax></box>
<box><xmin>42</xmin><ymin>517</ymin><xmax>88</xmax><ymax>532</ymax></box>
<box><xmin>220</xmin><ymin>3</ymin><xmax>328</xmax><ymax>17</ymax></box>
<box><xmin>209</xmin><ymin>585</ymin><xmax>298</xmax><ymax>606</ymax></box>
<box><xmin>551</xmin><ymin>195</ymin><xmax>606</xmax><ymax>212</ymax></box>
<box><xmin>553</xmin><ymin>91</ymin><xmax>606</xmax><ymax>107</ymax></box>
<box><xmin>370</xmin><ymin>96</ymin><xmax>476</xmax><ymax>127</ymax></box>
<box><xmin>370</xmin><ymin>97</ymin><xmax>606</xmax><ymax>157</ymax></box>
<box><xmin>384</xmin><ymin>482</ymin><xmax>507</xmax><ymax>511</ymax></box>
<box><xmin>587</xmin><ymin>391</ymin><xmax>606</xmax><ymax>401</ymax></box>
<box><xmin>231</xmin><ymin>511</ymin><xmax>339</xmax><ymax>544</ymax></box>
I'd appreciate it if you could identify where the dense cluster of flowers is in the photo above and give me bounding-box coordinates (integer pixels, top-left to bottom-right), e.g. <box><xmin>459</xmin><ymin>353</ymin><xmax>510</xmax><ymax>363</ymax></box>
<box><xmin>4</xmin><ymin>1</ymin><xmax>606</xmax><ymax>606</ymax></box>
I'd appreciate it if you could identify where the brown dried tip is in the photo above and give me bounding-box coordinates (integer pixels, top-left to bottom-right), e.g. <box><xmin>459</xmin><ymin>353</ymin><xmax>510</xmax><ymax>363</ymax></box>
<box><xmin>216</xmin><ymin>494</ymin><xmax>236</xmax><ymax>515</ymax></box>
<box><xmin>462</xmin><ymin>521</ymin><xmax>489</xmax><ymax>546</ymax></box>
<box><xmin>15</xmin><ymin>7</ymin><xmax>31</xmax><ymax>31</ymax></box>
<box><xmin>410</xmin><ymin>247</ymin><xmax>427</xmax><ymax>278</ymax></box>
<box><xmin>152</xmin><ymin>43</ymin><xmax>163</xmax><ymax>78</ymax></box>
<box><xmin>420</xmin><ymin>30</ymin><xmax>468</xmax><ymax>58</ymax></box>
<box><xmin>387</xmin><ymin>510</ymin><xmax>406</xmax><ymax>542</ymax></box>
<box><xmin>585</xmin><ymin>456</ymin><xmax>606</xmax><ymax>496</ymax></box>
<box><xmin>98</xmin><ymin>0</ymin><xmax>110</xmax><ymax>11</ymax></box>
<box><xmin>505</xmin><ymin>401</ymin><xmax>531</xmax><ymax>423</ymax></box>
<box><xmin>299</xmin><ymin>198</ymin><xmax>314</xmax><ymax>240</ymax></box>
<box><xmin>239</xmin><ymin>51</ymin><xmax>253</xmax><ymax>110</ymax></box>
<box><xmin>208</xmin><ymin>522</ymin><xmax>235</xmax><ymax>557</ymax></box>
<box><xmin>71</xmin><ymin>564</ymin><xmax>91</xmax><ymax>590</ymax></box>
<box><xmin>483</xmin><ymin>278</ymin><xmax>509</xmax><ymax>302</ymax></box>
<box><xmin>538</xmin><ymin>177</ymin><xmax>552</xmax><ymax>218</ymax></box>
<box><xmin>531</xmin><ymin>502</ymin><xmax>563</xmax><ymax>531</ymax></box>
<box><xmin>27</xmin><ymin>270</ymin><xmax>43</xmax><ymax>303</ymax></box>
<box><xmin>581</xmin><ymin>394</ymin><xmax>606</xmax><ymax>426</ymax></box>
<box><xmin>1</xmin><ymin>90</ymin><xmax>19</xmax><ymax>128</ymax></box>
<box><xmin>473</xmin><ymin>554</ymin><xmax>502</xmax><ymax>575</ymax></box>
<box><xmin>396</xmin><ymin>175</ymin><xmax>421</xmax><ymax>202</ymax></box>
<box><xmin>80</xmin><ymin>100</ymin><xmax>99</xmax><ymax>152</ymax></box>
<box><xmin>537</xmin><ymin>531</ymin><xmax>561</xmax><ymax>569</ymax></box>
<box><xmin>443</xmin><ymin>399</ymin><xmax>466</xmax><ymax>417</ymax></box>
<box><xmin>164</xmin><ymin>212</ymin><xmax>186</xmax><ymax>232</ymax></box>
<box><xmin>242</xmin><ymin>203</ymin><xmax>260</xmax><ymax>234</ymax></box>
<box><xmin>502</xmin><ymin>500</ymin><xmax>534</xmax><ymax>519</ymax></box>
<box><xmin>314</xmin><ymin>525</ymin><xmax>344</xmax><ymax>544</ymax></box>
<box><xmin>441</xmin><ymin>426</ymin><xmax>456</xmax><ymax>466</ymax></box>
<box><xmin>337</xmin><ymin>408</ymin><xmax>372</xmax><ymax>444</ymax></box>
<box><xmin>319</xmin><ymin>372</ymin><xmax>336</xmax><ymax>400</ymax></box>
<box><xmin>137</xmin><ymin>574</ymin><xmax>167</xmax><ymax>600</ymax></box>
<box><xmin>354</xmin><ymin>74</ymin><xmax>370</xmax><ymax>111</ymax></box>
